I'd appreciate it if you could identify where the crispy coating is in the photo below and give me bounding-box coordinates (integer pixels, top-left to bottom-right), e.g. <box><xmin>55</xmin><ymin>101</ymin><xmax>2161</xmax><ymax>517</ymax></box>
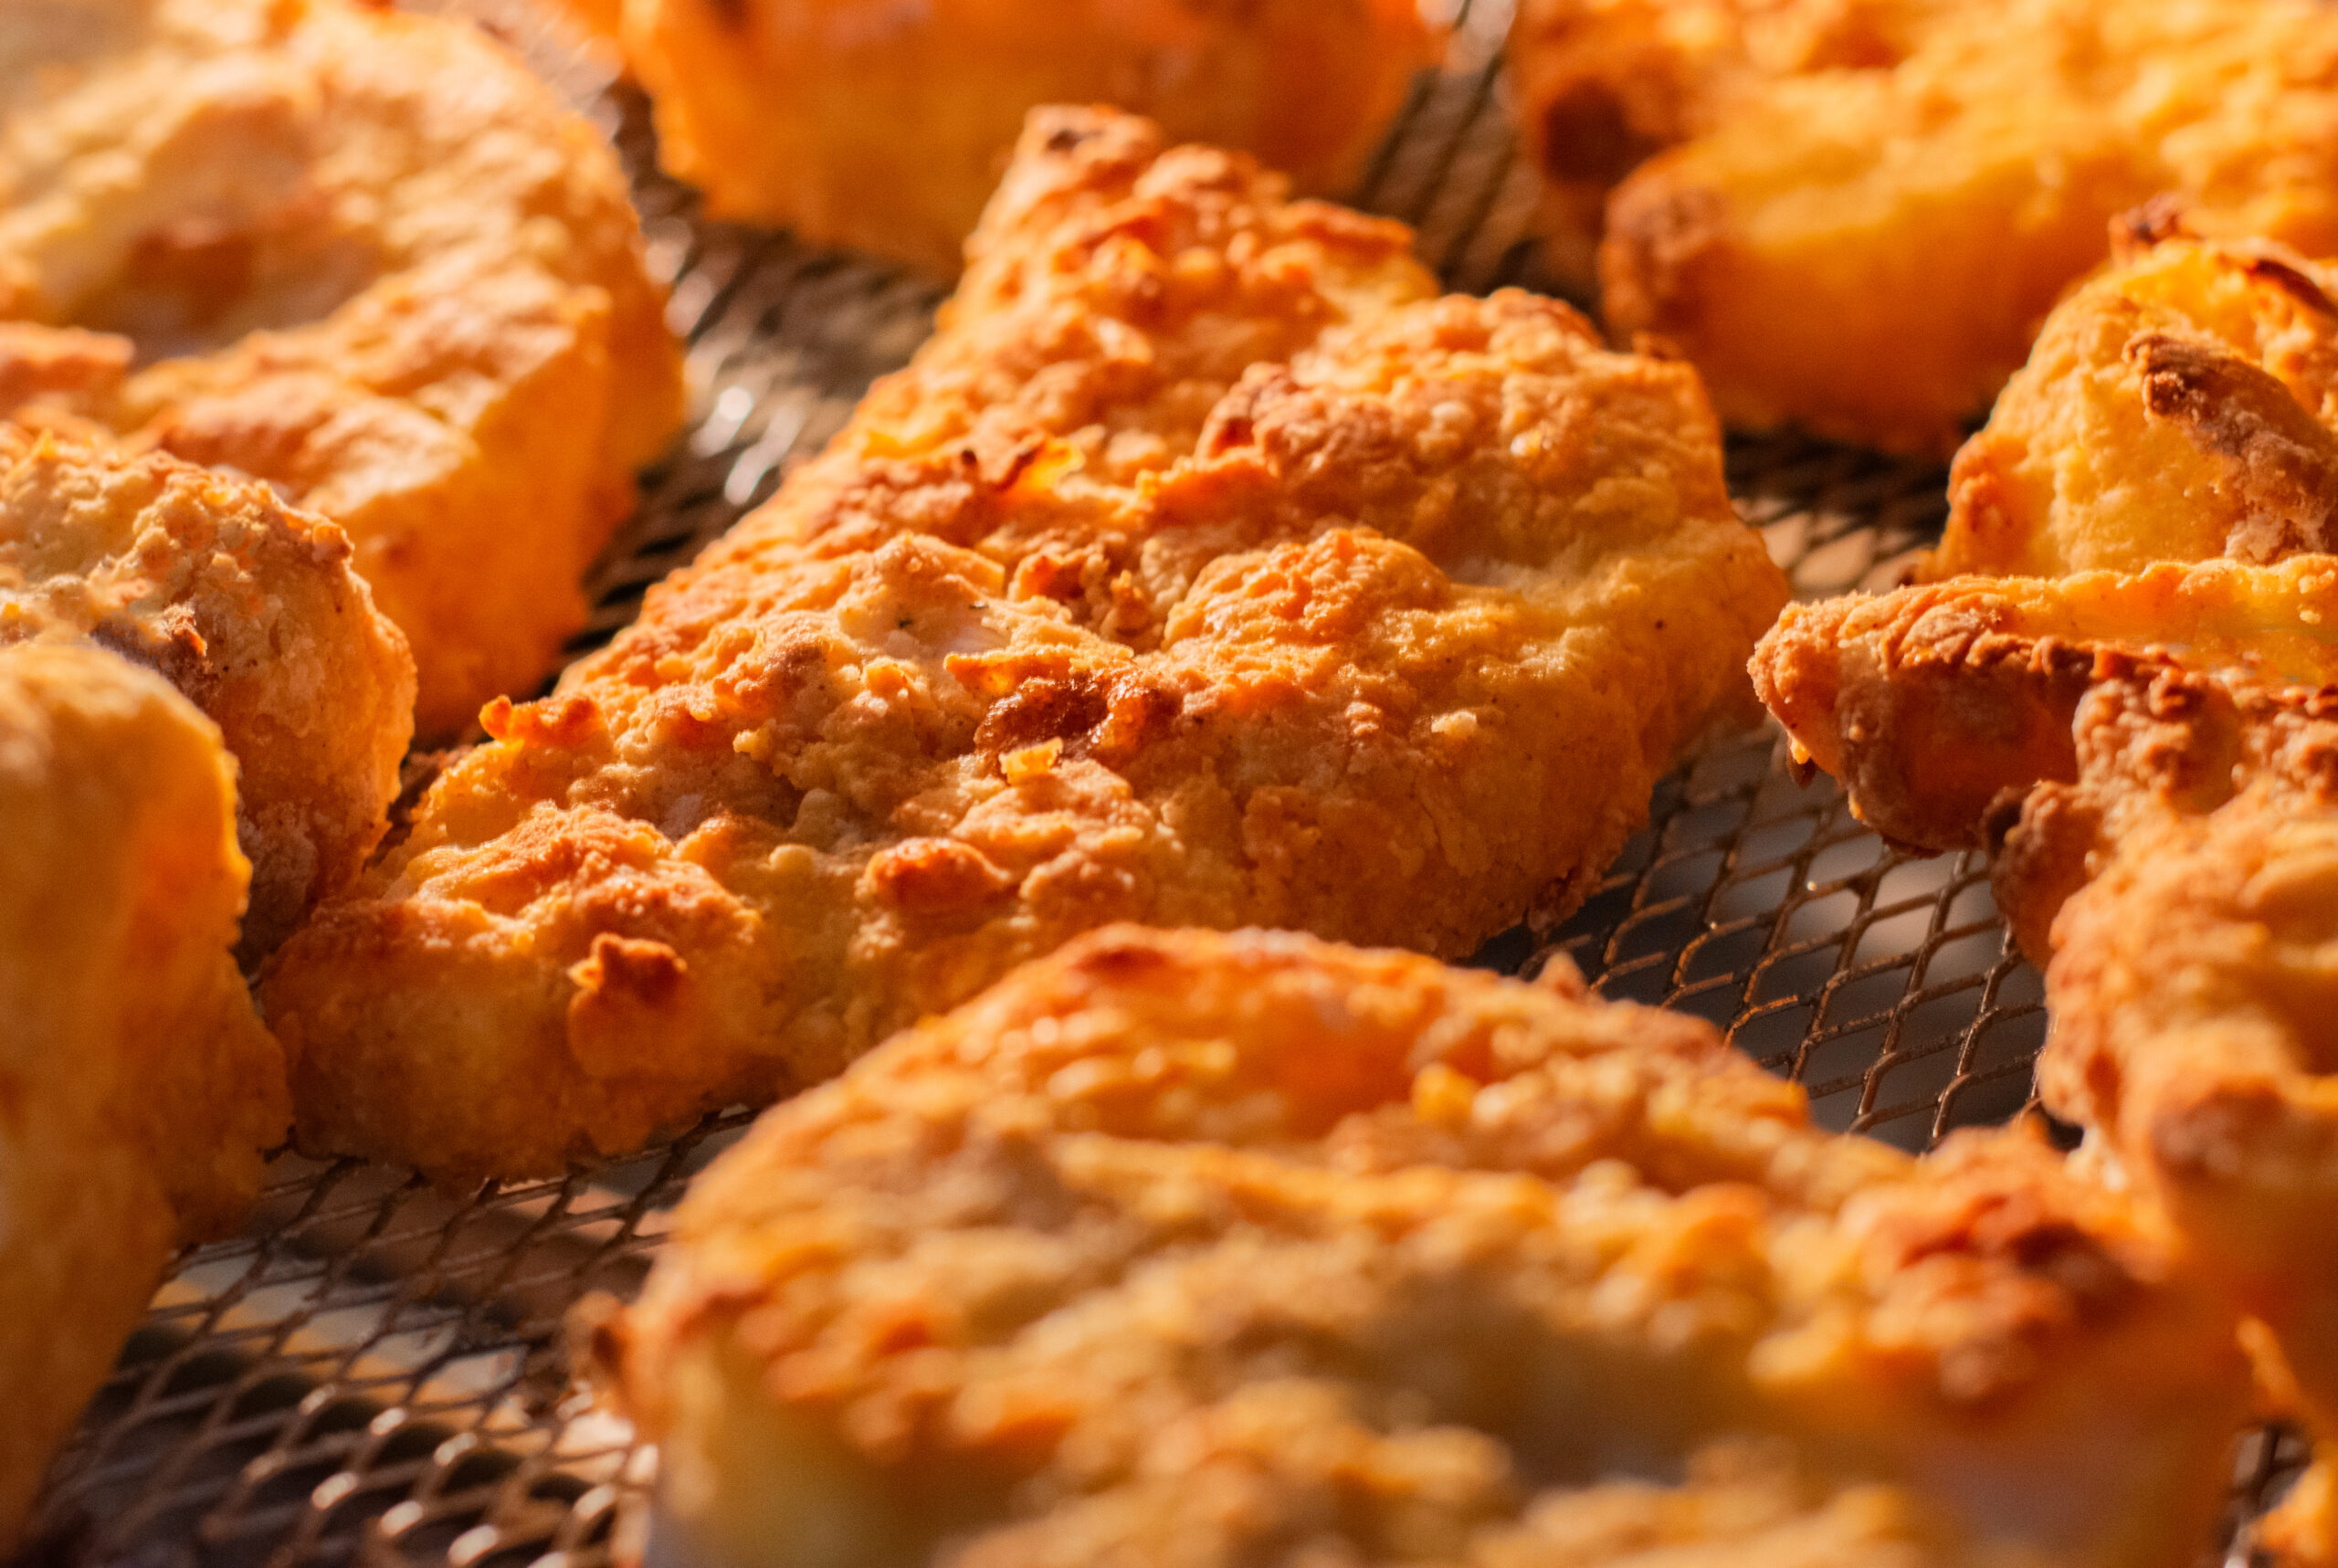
<box><xmin>1752</xmin><ymin>559</ymin><xmax>2338</xmax><ymax>876</ymax></box>
<box><xmin>566</xmin><ymin>0</ymin><xmax>1441</xmax><ymax>276</ymax></box>
<box><xmin>1939</xmin><ymin>235</ymin><xmax>2338</xmax><ymax>578</ymax></box>
<box><xmin>1510</xmin><ymin>0</ymin><xmax>1954</xmax><ymax>289</ymax></box>
<box><xmin>1775</xmin><ymin>640</ymin><xmax>2338</xmax><ymax>1567</ymax></box>
<box><xmin>1748</xmin><ymin>228</ymin><xmax>2338</xmax><ymax>1563</ymax></box>
<box><xmin>258</xmin><ymin>108</ymin><xmax>1788</xmax><ymax>1184</ymax></box>
<box><xmin>2004</xmin><ymin>667</ymin><xmax>2338</xmax><ymax>1432</ymax></box>
<box><xmin>1754</xmin><ymin>231</ymin><xmax>2338</xmax><ymax>857</ymax></box>
<box><xmin>0</xmin><ymin>425</ymin><xmax>414</xmax><ymax>960</ymax></box>
<box><xmin>0</xmin><ymin>0</ymin><xmax>684</xmax><ymax>735</ymax></box>
<box><xmin>0</xmin><ymin>642</ymin><xmax>288</xmax><ymax>1549</ymax></box>
<box><xmin>1754</xmin><ymin>233</ymin><xmax>2338</xmax><ymax>857</ymax></box>
<box><xmin>585</xmin><ymin>924</ymin><xmax>2247</xmax><ymax>1568</ymax></box>
<box><xmin>1511</xmin><ymin>0</ymin><xmax>2338</xmax><ymax>454</ymax></box>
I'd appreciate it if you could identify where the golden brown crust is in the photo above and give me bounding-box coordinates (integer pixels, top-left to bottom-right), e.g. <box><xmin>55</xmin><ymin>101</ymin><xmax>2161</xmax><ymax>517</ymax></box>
<box><xmin>0</xmin><ymin>425</ymin><xmax>414</xmax><ymax>959</ymax></box>
<box><xmin>573</xmin><ymin>0</ymin><xmax>1441</xmax><ymax>276</ymax></box>
<box><xmin>258</xmin><ymin>107</ymin><xmax>1788</xmax><ymax>1184</ymax></box>
<box><xmin>1938</xmin><ymin>237</ymin><xmax>2338</xmax><ymax>578</ymax></box>
<box><xmin>1996</xmin><ymin>669</ymin><xmax>2338</xmax><ymax>1453</ymax></box>
<box><xmin>1752</xmin><ymin>584</ymin><xmax>2094</xmax><ymax>858</ymax></box>
<box><xmin>589</xmin><ymin>925</ymin><xmax>2246</xmax><ymax>1568</ymax></box>
<box><xmin>0</xmin><ymin>642</ymin><xmax>287</xmax><ymax>1548</ymax></box>
<box><xmin>0</xmin><ymin>0</ymin><xmax>684</xmax><ymax>734</ymax></box>
<box><xmin>2122</xmin><ymin>331</ymin><xmax>2338</xmax><ymax>559</ymax></box>
<box><xmin>1750</xmin><ymin>226</ymin><xmax>2338</xmax><ymax>1531</ymax></box>
<box><xmin>1515</xmin><ymin>0</ymin><xmax>2338</xmax><ymax>454</ymax></box>
<box><xmin>1759</xmin><ymin>233</ymin><xmax>2338</xmax><ymax>855</ymax></box>
<box><xmin>1509</xmin><ymin>0</ymin><xmax>1948</xmax><ymax>293</ymax></box>
<box><xmin>1750</xmin><ymin>559</ymin><xmax>2338</xmax><ymax>865</ymax></box>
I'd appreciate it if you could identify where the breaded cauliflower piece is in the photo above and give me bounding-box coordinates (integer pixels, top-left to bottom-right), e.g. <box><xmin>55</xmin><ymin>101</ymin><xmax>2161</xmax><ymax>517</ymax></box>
<box><xmin>1511</xmin><ymin>0</ymin><xmax>2338</xmax><ymax>454</ymax></box>
<box><xmin>0</xmin><ymin>641</ymin><xmax>287</xmax><ymax>1549</ymax></box>
<box><xmin>561</xmin><ymin>0</ymin><xmax>1441</xmax><ymax>276</ymax></box>
<box><xmin>0</xmin><ymin>425</ymin><xmax>414</xmax><ymax>959</ymax></box>
<box><xmin>0</xmin><ymin>0</ymin><xmax>684</xmax><ymax>734</ymax></box>
<box><xmin>259</xmin><ymin>108</ymin><xmax>1788</xmax><ymax>1184</ymax></box>
<box><xmin>586</xmin><ymin>925</ymin><xmax>2248</xmax><ymax>1568</ymax></box>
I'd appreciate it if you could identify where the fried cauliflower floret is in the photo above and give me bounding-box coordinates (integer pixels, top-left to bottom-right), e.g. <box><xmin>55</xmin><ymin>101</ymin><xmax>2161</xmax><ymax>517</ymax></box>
<box><xmin>0</xmin><ymin>426</ymin><xmax>414</xmax><ymax>959</ymax></box>
<box><xmin>1939</xmin><ymin>233</ymin><xmax>2338</xmax><ymax>578</ymax></box>
<box><xmin>1514</xmin><ymin>0</ymin><xmax>2338</xmax><ymax>454</ymax></box>
<box><xmin>258</xmin><ymin>108</ymin><xmax>1788</xmax><ymax>1184</ymax></box>
<box><xmin>565</xmin><ymin>0</ymin><xmax>1442</xmax><ymax>276</ymax></box>
<box><xmin>0</xmin><ymin>641</ymin><xmax>288</xmax><ymax>1549</ymax></box>
<box><xmin>584</xmin><ymin>924</ymin><xmax>2247</xmax><ymax>1568</ymax></box>
<box><xmin>0</xmin><ymin>0</ymin><xmax>684</xmax><ymax>734</ymax></box>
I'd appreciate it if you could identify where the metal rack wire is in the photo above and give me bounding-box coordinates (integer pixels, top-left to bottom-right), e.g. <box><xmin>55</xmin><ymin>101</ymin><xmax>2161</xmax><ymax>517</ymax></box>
<box><xmin>15</xmin><ymin>1</ymin><xmax>2310</xmax><ymax>1563</ymax></box>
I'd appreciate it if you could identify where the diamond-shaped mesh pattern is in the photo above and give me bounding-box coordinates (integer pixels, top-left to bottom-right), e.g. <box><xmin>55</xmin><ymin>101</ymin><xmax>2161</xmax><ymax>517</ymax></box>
<box><xmin>15</xmin><ymin>2</ymin><xmax>2306</xmax><ymax>1564</ymax></box>
<box><xmin>1521</xmin><ymin>439</ymin><xmax>2052</xmax><ymax>1153</ymax></box>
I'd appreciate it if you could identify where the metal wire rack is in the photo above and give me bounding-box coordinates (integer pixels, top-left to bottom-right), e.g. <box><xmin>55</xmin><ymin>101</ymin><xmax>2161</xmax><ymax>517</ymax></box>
<box><xmin>14</xmin><ymin>1</ymin><xmax>2311</xmax><ymax>1563</ymax></box>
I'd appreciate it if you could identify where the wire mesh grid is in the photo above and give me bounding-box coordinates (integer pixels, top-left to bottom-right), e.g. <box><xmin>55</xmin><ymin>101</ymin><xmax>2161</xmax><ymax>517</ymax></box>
<box><xmin>12</xmin><ymin>1</ymin><xmax>2310</xmax><ymax>1563</ymax></box>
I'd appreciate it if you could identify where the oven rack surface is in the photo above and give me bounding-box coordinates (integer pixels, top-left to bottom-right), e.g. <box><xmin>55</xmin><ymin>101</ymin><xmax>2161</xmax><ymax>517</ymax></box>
<box><xmin>18</xmin><ymin>3</ymin><xmax>2304</xmax><ymax>1563</ymax></box>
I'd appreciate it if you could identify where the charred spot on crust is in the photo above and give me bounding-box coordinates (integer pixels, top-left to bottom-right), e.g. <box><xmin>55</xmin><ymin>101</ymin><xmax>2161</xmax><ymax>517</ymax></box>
<box><xmin>977</xmin><ymin>676</ymin><xmax>1110</xmax><ymax>754</ymax></box>
<box><xmin>954</xmin><ymin>435</ymin><xmax>1043</xmax><ymax>491</ymax></box>
<box><xmin>90</xmin><ymin>602</ymin><xmax>213</xmax><ymax>700</ymax></box>
<box><xmin>2112</xmin><ymin>195</ymin><xmax>2193</xmax><ymax>260</ymax></box>
<box><xmin>2241</xmin><ymin>254</ymin><xmax>2338</xmax><ymax>319</ymax></box>
<box><xmin>1064</xmin><ymin>927</ymin><xmax>1178</xmax><ymax>982</ymax></box>
<box><xmin>1537</xmin><ymin>84</ymin><xmax>1660</xmax><ymax>186</ymax></box>
<box><xmin>975</xmin><ymin>669</ymin><xmax>1183</xmax><ymax>761</ymax></box>
<box><xmin>2125</xmin><ymin>331</ymin><xmax>2338</xmax><ymax>561</ymax></box>
<box><xmin>1980</xmin><ymin>787</ymin><xmax>2029</xmax><ymax>854</ymax></box>
<box><xmin>2125</xmin><ymin>331</ymin><xmax>2228</xmax><ymax>421</ymax></box>
<box><xmin>1090</xmin><ymin>673</ymin><xmax>1181</xmax><ymax>761</ymax></box>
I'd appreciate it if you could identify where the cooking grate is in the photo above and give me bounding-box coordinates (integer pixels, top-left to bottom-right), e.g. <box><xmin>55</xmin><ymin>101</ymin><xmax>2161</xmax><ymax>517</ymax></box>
<box><xmin>16</xmin><ymin>1</ymin><xmax>2309</xmax><ymax>1563</ymax></box>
